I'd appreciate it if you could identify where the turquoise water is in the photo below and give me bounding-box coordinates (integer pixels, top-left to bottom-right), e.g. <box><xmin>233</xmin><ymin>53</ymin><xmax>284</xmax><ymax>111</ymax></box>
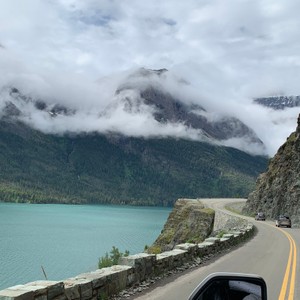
<box><xmin>0</xmin><ymin>202</ymin><xmax>171</xmax><ymax>290</ymax></box>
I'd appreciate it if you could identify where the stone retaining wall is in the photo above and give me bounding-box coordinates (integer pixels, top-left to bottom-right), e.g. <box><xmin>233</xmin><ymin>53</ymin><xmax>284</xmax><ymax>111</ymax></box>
<box><xmin>0</xmin><ymin>224</ymin><xmax>254</xmax><ymax>300</ymax></box>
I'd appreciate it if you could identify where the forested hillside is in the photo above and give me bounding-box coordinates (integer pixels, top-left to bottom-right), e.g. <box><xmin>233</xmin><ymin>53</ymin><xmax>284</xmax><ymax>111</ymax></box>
<box><xmin>0</xmin><ymin>120</ymin><xmax>268</xmax><ymax>206</ymax></box>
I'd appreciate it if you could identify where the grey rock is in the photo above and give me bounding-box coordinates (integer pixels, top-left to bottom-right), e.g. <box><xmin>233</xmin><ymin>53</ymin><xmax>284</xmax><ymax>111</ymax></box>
<box><xmin>243</xmin><ymin>114</ymin><xmax>300</xmax><ymax>225</ymax></box>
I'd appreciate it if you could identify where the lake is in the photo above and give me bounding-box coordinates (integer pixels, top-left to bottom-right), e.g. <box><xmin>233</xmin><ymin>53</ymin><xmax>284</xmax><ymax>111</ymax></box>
<box><xmin>0</xmin><ymin>202</ymin><xmax>171</xmax><ymax>290</ymax></box>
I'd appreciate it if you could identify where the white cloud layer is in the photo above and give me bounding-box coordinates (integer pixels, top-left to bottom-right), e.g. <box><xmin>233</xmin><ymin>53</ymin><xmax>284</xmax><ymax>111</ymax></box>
<box><xmin>0</xmin><ymin>0</ymin><xmax>299</xmax><ymax>157</ymax></box>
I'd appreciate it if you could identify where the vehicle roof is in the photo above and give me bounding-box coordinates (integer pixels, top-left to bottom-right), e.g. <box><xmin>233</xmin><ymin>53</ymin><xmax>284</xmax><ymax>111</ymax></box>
<box><xmin>278</xmin><ymin>215</ymin><xmax>289</xmax><ymax>219</ymax></box>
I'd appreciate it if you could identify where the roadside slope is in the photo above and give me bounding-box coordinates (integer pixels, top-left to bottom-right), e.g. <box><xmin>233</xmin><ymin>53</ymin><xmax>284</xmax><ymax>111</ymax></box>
<box><xmin>130</xmin><ymin>198</ymin><xmax>290</xmax><ymax>300</ymax></box>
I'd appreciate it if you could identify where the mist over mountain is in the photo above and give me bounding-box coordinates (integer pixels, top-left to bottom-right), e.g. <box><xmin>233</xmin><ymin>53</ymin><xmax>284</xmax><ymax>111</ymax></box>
<box><xmin>1</xmin><ymin>66</ymin><xmax>299</xmax><ymax>158</ymax></box>
<box><xmin>1</xmin><ymin>0</ymin><xmax>300</xmax><ymax>160</ymax></box>
<box><xmin>0</xmin><ymin>67</ymin><xmax>273</xmax><ymax>205</ymax></box>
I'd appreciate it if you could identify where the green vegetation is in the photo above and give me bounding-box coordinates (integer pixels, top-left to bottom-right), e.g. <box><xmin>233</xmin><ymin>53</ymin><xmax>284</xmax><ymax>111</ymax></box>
<box><xmin>0</xmin><ymin>120</ymin><xmax>268</xmax><ymax>206</ymax></box>
<box><xmin>97</xmin><ymin>292</ymin><xmax>108</xmax><ymax>300</ymax></box>
<box><xmin>98</xmin><ymin>246</ymin><xmax>129</xmax><ymax>269</ymax></box>
<box><xmin>146</xmin><ymin>245</ymin><xmax>161</xmax><ymax>254</ymax></box>
<box><xmin>216</xmin><ymin>230</ymin><xmax>227</xmax><ymax>238</ymax></box>
<box><xmin>187</xmin><ymin>236</ymin><xmax>200</xmax><ymax>243</ymax></box>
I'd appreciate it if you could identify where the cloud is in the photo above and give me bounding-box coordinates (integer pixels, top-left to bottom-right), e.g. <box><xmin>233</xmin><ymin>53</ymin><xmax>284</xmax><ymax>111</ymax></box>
<box><xmin>0</xmin><ymin>0</ymin><xmax>299</xmax><ymax>156</ymax></box>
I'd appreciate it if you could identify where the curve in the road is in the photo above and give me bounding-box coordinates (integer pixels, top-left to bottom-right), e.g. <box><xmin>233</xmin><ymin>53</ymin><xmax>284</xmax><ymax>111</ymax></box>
<box><xmin>130</xmin><ymin>199</ymin><xmax>298</xmax><ymax>300</ymax></box>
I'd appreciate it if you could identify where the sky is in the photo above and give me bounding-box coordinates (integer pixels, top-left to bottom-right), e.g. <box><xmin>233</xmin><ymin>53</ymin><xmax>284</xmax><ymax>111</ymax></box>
<box><xmin>0</xmin><ymin>0</ymin><xmax>299</xmax><ymax>156</ymax></box>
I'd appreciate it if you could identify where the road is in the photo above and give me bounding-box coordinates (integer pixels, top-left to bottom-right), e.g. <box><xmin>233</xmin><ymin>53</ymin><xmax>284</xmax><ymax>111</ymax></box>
<box><xmin>131</xmin><ymin>198</ymin><xmax>299</xmax><ymax>300</ymax></box>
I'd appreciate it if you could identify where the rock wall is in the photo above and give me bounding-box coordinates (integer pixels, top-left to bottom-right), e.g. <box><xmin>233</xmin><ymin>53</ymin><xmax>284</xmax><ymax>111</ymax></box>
<box><xmin>243</xmin><ymin>113</ymin><xmax>300</xmax><ymax>225</ymax></box>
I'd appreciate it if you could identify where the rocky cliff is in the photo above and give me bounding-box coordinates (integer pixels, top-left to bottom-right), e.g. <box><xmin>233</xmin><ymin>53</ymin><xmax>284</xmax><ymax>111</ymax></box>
<box><xmin>243</xmin><ymin>114</ymin><xmax>300</xmax><ymax>225</ymax></box>
<box><xmin>147</xmin><ymin>199</ymin><xmax>215</xmax><ymax>253</ymax></box>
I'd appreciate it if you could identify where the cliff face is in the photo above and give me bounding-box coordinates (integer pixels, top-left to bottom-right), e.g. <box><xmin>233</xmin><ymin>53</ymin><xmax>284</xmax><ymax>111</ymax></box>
<box><xmin>148</xmin><ymin>199</ymin><xmax>215</xmax><ymax>253</ymax></box>
<box><xmin>243</xmin><ymin>114</ymin><xmax>300</xmax><ymax>224</ymax></box>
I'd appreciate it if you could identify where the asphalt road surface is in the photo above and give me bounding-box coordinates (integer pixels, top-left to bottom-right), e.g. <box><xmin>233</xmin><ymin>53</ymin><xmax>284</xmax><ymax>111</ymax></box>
<box><xmin>130</xmin><ymin>198</ymin><xmax>299</xmax><ymax>300</ymax></box>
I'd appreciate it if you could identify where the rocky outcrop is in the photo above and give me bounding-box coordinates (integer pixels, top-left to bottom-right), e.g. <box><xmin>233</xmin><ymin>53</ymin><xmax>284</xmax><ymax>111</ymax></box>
<box><xmin>147</xmin><ymin>199</ymin><xmax>215</xmax><ymax>253</ymax></box>
<box><xmin>254</xmin><ymin>95</ymin><xmax>300</xmax><ymax>110</ymax></box>
<box><xmin>243</xmin><ymin>114</ymin><xmax>300</xmax><ymax>225</ymax></box>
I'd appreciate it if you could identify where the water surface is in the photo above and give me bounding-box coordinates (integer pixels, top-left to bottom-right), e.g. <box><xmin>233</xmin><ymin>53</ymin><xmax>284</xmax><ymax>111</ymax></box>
<box><xmin>0</xmin><ymin>202</ymin><xmax>171</xmax><ymax>290</ymax></box>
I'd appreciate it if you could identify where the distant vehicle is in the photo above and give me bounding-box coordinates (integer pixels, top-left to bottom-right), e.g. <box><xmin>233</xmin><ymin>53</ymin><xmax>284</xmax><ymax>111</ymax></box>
<box><xmin>255</xmin><ymin>212</ymin><xmax>266</xmax><ymax>221</ymax></box>
<box><xmin>275</xmin><ymin>215</ymin><xmax>291</xmax><ymax>228</ymax></box>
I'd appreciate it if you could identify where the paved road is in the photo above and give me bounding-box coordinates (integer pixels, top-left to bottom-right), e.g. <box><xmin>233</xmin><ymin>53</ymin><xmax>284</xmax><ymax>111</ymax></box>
<box><xmin>131</xmin><ymin>198</ymin><xmax>299</xmax><ymax>300</ymax></box>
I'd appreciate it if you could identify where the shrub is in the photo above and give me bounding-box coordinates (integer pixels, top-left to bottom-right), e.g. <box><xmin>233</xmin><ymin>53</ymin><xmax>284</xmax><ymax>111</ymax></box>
<box><xmin>145</xmin><ymin>245</ymin><xmax>161</xmax><ymax>254</ymax></box>
<box><xmin>216</xmin><ymin>230</ymin><xmax>227</xmax><ymax>238</ymax></box>
<box><xmin>98</xmin><ymin>246</ymin><xmax>129</xmax><ymax>269</ymax></box>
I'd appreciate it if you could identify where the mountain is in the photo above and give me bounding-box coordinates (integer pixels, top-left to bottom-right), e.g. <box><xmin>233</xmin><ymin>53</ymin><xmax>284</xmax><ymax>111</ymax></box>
<box><xmin>254</xmin><ymin>95</ymin><xmax>300</xmax><ymax>110</ymax></box>
<box><xmin>0</xmin><ymin>68</ymin><xmax>266</xmax><ymax>155</ymax></box>
<box><xmin>243</xmin><ymin>114</ymin><xmax>300</xmax><ymax>224</ymax></box>
<box><xmin>117</xmin><ymin>68</ymin><xmax>262</xmax><ymax>143</ymax></box>
<box><xmin>0</xmin><ymin>68</ymin><xmax>269</xmax><ymax>206</ymax></box>
<box><xmin>0</xmin><ymin>119</ymin><xmax>268</xmax><ymax>205</ymax></box>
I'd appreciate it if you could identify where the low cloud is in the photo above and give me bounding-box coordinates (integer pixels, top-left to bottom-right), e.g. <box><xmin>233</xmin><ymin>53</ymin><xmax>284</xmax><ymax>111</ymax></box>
<box><xmin>1</xmin><ymin>64</ymin><xmax>298</xmax><ymax>157</ymax></box>
<box><xmin>0</xmin><ymin>1</ymin><xmax>299</xmax><ymax>156</ymax></box>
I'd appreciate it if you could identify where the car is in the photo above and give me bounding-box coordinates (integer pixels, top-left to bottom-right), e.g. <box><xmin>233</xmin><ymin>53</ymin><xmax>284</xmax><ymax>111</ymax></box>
<box><xmin>255</xmin><ymin>212</ymin><xmax>266</xmax><ymax>221</ymax></box>
<box><xmin>188</xmin><ymin>272</ymin><xmax>267</xmax><ymax>300</ymax></box>
<box><xmin>275</xmin><ymin>215</ymin><xmax>291</xmax><ymax>228</ymax></box>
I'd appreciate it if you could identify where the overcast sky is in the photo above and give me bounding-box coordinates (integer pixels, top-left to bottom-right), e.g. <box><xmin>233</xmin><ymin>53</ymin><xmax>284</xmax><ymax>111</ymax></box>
<box><xmin>0</xmin><ymin>0</ymin><xmax>299</xmax><ymax>156</ymax></box>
